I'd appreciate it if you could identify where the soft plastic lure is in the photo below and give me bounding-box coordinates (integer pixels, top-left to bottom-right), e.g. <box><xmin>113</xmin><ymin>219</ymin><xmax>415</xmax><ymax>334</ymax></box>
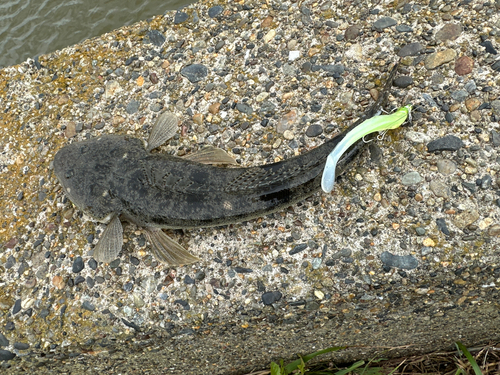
<box><xmin>321</xmin><ymin>104</ymin><xmax>412</xmax><ymax>193</ymax></box>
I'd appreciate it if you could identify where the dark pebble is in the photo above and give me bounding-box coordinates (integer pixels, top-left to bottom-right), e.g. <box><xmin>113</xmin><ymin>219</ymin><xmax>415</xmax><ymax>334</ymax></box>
<box><xmin>130</xmin><ymin>256</ymin><xmax>140</xmax><ymax>265</ymax></box>
<box><xmin>121</xmin><ymin>318</ymin><xmax>141</xmax><ymax>331</ymax></box>
<box><xmin>12</xmin><ymin>299</ymin><xmax>21</xmax><ymax>315</ymax></box>
<box><xmin>72</xmin><ymin>256</ymin><xmax>84</xmax><ymax>273</ymax></box>
<box><xmin>184</xmin><ymin>275</ymin><xmax>195</xmax><ymax>285</ymax></box>
<box><xmin>195</xmin><ymin>271</ymin><xmax>205</xmax><ymax>280</ymax></box>
<box><xmin>143</xmin><ymin>30</ymin><xmax>165</xmax><ymax>47</ymax></box>
<box><xmin>480</xmin><ymin>40</ymin><xmax>497</xmax><ymax>55</ymax></box>
<box><xmin>451</xmin><ymin>90</ymin><xmax>468</xmax><ymax>102</ymax></box>
<box><xmin>125</xmin><ymin>56</ymin><xmax>138</xmax><ymax>66</ymax></box>
<box><xmin>261</xmin><ymin>291</ymin><xmax>282</xmax><ymax>305</ymax></box>
<box><xmin>491</xmin><ymin>130</ymin><xmax>500</xmax><ymax>147</ymax></box>
<box><xmin>319</xmin><ymin>64</ymin><xmax>344</xmax><ymax>74</ymax></box>
<box><xmin>88</xmin><ymin>258</ymin><xmax>97</xmax><ymax>270</ymax></box>
<box><xmin>126</xmin><ymin>100</ymin><xmax>140</xmax><ymax>114</ymax></box>
<box><xmin>380</xmin><ymin>251</ymin><xmax>418</xmax><ymax>270</ymax></box>
<box><xmin>181</xmin><ymin>64</ymin><xmax>208</xmax><ymax>83</ymax></box>
<box><xmin>398</xmin><ymin>42</ymin><xmax>423</xmax><ymax>57</ymax></box>
<box><xmin>74</xmin><ymin>275</ymin><xmax>85</xmax><ymax>285</ymax></box>
<box><xmin>427</xmin><ymin>135</ymin><xmax>464</xmax><ymax>152</ymax></box>
<box><xmin>86</xmin><ymin>277</ymin><xmax>95</xmax><ymax>288</ymax></box>
<box><xmin>82</xmin><ymin>301</ymin><xmax>95</xmax><ymax>311</ymax></box>
<box><xmin>109</xmin><ymin>259</ymin><xmax>121</xmax><ymax>268</ymax></box>
<box><xmin>13</xmin><ymin>342</ymin><xmax>29</xmax><ymax>350</ymax></box>
<box><xmin>174</xmin><ymin>299</ymin><xmax>190</xmax><ymax>310</ymax></box>
<box><xmin>492</xmin><ymin>60</ymin><xmax>500</xmax><ymax>72</ymax></box>
<box><xmin>289</xmin><ymin>243</ymin><xmax>308</xmax><ymax>255</ymax></box>
<box><xmin>123</xmin><ymin>282</ymin><xmax>133</xmax><ymax>292</ymax></box>
<box><xmin>445</xmin><ymin>112</ymin><xmax>454</xmax><ymax>123</ymax></box>
<box><xmin>0</xmin><ymin>333</ymin><xmax>8</xmax><ymax>347</ymax></box>
<box><xmin>0</xmin><ymin>350</ymin><xmax>15</xmax><ymax>361</ymax></box>
<box><xmin>236</xmin><ymin>103</ymin><xmax>253</xmax><ymax>115</ymax></box>
<box><xmin>234</xmin><ymin>267</ymin><xmax>253</xmax><ymax>273</ymax></box>
<box><xmin>344</xmin><ymin>24</ymin><xmax>361</xmax><ymax>41</ymax></box>
<box><xmin>436</xmin><ymin>218</ymin><xmax>450</xmax><ymax>235</ymax></box>
<box><xmin>5</xmin><ymin>322</ymin><xmax>14</xmax><ymax>331</ymax></box>
<box><xmin>305</xmin><ymin>124</ymin><xmax>323</xmax><ymax>137</ymax></box>
<box><xmin>394</xmin><ymin>76</ymin><xmax>413</xmax><ymax>88</ymax></box>
<box><xmin>17</xmin><ymin>191</ymin><xmax>23</xmax><ymax>200</ymax></box>
<box><xmin>5</xmin><ymin>256</ymin><xmax>15</xmax><ymax>269</ymax></box>
<box><xmin>373</xmin><ymin>17</ymin><xmax>396</xmax><ymax>31</ymax></box>
<box><xmin>396</xmin><ymin>25</ymin><xmax>413</xmax><ymax>33</ymax></box>
<box><xmin>481</xmin><ymin>175</ymin><xmax>492</xmax><ymax>189</ymax></box>
<box><xmin>174</xmin><ymin>11</ymin><xmax>189</xmax><ymax>24</ymax></box>
<box><xmin>208</xmin><ymin>5</ymin><xmax>223</xmax><ymax>18</ymax></box>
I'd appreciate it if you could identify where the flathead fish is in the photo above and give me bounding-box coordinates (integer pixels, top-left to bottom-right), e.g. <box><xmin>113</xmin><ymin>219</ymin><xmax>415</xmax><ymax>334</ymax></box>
<box><xmin>53</xmin><ymin>64</ymin><xmax>399</xmax><ymax>265</ymax></box>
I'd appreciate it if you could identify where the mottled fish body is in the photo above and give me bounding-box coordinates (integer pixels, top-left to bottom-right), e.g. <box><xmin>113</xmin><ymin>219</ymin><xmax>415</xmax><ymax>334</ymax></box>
<box><xmin>53</xmin><ymin>64</ymin><xmax>399</xmax><ymax>265</ymax></box>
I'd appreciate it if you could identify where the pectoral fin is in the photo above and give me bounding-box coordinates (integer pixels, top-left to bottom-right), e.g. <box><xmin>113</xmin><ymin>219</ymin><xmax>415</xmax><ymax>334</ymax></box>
<box><xmin>144</xmin><ymin>227</ymin><xmax>200</xmax><ymax>265</ymax></box>
<box><xmin>93</xmin><ymin>214</ymin><xmax>123</xmax><ymax>263</ymax></box>
<box><xmin>182</xmin><ymin>145</ymin><xmax>238</xmax><ymax>165</ymax></box>
<box><xmin>147</xmin><ymin>112</ymin><xmax>179</xmax><ymax>152</ymax></box>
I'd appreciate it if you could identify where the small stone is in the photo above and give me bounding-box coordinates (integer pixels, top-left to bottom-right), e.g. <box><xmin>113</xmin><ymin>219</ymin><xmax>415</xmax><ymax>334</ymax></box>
<box><xmin>405</xmin><ymin>131</ymin><xmax>431</xmax><ymax>143</ymax></box>
<box><xmin>394</xmin><ymin>76</ymin><xmax>413</xmax><ymax>88</ymax></box>
<box><xmin>435</xmin><ymin>23</ymin><xmax>462</xmax><ymax>41</ymax></box>
<box><xmin>398</xmin><ymin>42</ymin><xmax>423</xmax><ymax>57</ymax></box>
<box><xmin>72</xmin><ymin>256</ymin><xmax>84</xmax><ymax>273</ymax></box>
<box><xmin>234</xmin><ymin>267</ymin><xmax>253</xmax><ymax>274</ymax></box>
<box><xmin>305</xmin><ymin>124</ymin><xmax>323</xmax><ymax>137</ymax></box>
<box><xmin>174</xmin><ymin>11</ymin><xmax>189</xmax><ymax>24</ymax></box>
<box><xmin>401</xmin><ymin>171</ymin><xmax>422</xmax><ymax>185</ymax></box>
<box><xmin>452</xmin><ymin>210</ymin><xmax>479</xmax><ymax>229</ymax></box>
<box><xmin>261</xmin><ymin>15</ymin><xmax>273</xmax><ymax>28</ymax></box>
<box><xmin>261</xmin><ymin>291</ymin><xmax>282</xmax><ymax>305</ymax></box>
<box><xmin>236</xmin><ymin>103</ymin><xmax>253</xmax><ymax>115</ymax></box>
<box><xmin>455</xmin><ymin>56</ymin><xmax>474</xmax><ymax>75</ymax></box>
<box><xmin>82</xmin><ymin>301</ymin><xmax>95</xmax><ymax>311</ymax></box>
<box><xmin>13</xmin><ymin>342</ymin><xmax>29</xmax><ymax>350</ymax></box>
<box><xmin>105</xmin><ymin>80</ymin><xmax>121</xmax><ymax>98</ymax></box>
<box><xmin>373</xmin><ymin>17</ymin><xmax>397</xmax><ymax>31</ymax></box>
<box><xmin>492</xmin><ymin>60</ymin><xmax>500</xmax><ymax>72</ymax></box>
<box><xmin>0</xmin><ymin>333</ymin><xmax>9</xmax><ymax>347</ymax></box>
<box><xmin>427</xmin><ymin>135</ymin><xmax>464</xmax><ymax>152</ymax></box>
<box><xmin>208</xmin><ymin>5</ymin><xmax>223</xmax><ymax>18</ymax></box>
<box><xmin>488</xmin><ymin>224</ymin><xmax>500</xmax><ymax>236</ymax></box>
<box><xmin>263</xmin><ymin>29</ymin><xmax>276</xmax><ymax>43</ymax></box>
<box><xmin>465</xmin><ymin>98</ymin><xmax>480</xmax><ymax>112</ymax></box>
<box><xmin>283</xmin><ymin>130</ymin><xmax>294</xmax><ymax>140</ymax></box>
<box><xmin>491</xmin><ymin>130</ymin><xmax>500</xmax><ymax>147</ymax></box>
<box><xmin>344</xmin><ymin>24</ymin><xmax>361</xmax><ymax>40</ymax></box>
<box><xmin>181</xmin><ymin>64</ymin><xmax>208</xmax><ymax>83</ymax></box>
<box><xmin>12</xmin><ymin>299</ymin><xmax>21</xmax><ymax>315</ymax></box>
<box><xmin>437</xmin><ymin>159</ymin><xmax>457</xmax><ymax>175</ymax></box>
<box><xmin>52</xmin><ymin>275</ymin><xmax>65</xmax><ymax>290</ymax></box>
<box><xmin>277</xmin><ymin>110</ymin><xmax>297</xmax><ymax>133</ymax></box>
<box><xmin>451</xmin><ymin>90</ymin><xmax>468</xmax><ymax>102</ymax></box>
<box><xmin>314</xmin><ymin>290</ymin><xmax>324</xmax><ymax>300</ymax></box>
<box><xmin>425</xmin><ymin>49</ymin><xmax>457</xmax><ymax>70</ymax></box>
<box><xmin>192</xmin><ymin>113</ymin><xmax>204</xmax><ymax>125</ymax></box>
<box><xmin>436</xmin><ymin>218</ymin><xmax>450</xmax><ymax>235</ymax></box>
<box><xmin>143</xmin><ymin>30</ymin><xmax>165</xmax><ymax>46</ymax></box>
<box><xmin>311</xmin><ymin>257</ymin><xmax>323</xmax><ymax>270</ymax></box>
<box><xmin>208</xmin><ymin>102</ymin><xmax>221</xmax><ymax>114</ymax></box>
<box><xmin>126</xmin><ymin>100</ymin><xmax>140</xmax><ymax>114</ymax></box>
<box><xmin>62</xmin><ymin>122</ymin><xmax>77</xmax><ymax>140</ymax></box>
<box><xmin>380</xmin><ymin>251</ymin><xmax>418</xmax><ymax>270</ymax></box>
<box><xmin>423</xmin><ymin>238</ymin><xmax>435</xmax><ymax>247</ymax></box>
<box><xmin>0</xmin><ymin>349</ymin><xmax>16</xmax><ymax>361</ymax></box>
<box><xmin>480</xmin><ymin>40</ymin><xmax>497</xmax><ymax>55</ymax></box>
<box><xmin>430</xmin><ymin>180</ymin><xmax>451</xmax><ymax>198</ymax></box>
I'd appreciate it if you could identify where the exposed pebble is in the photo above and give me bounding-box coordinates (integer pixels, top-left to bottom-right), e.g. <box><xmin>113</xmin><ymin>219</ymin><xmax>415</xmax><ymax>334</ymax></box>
<box><xmin>262</xmin><ymin>291</ymin><xmax>282</xmax><ymax>305</ymax></box>
<box><xmin>373</xmin><ymin>17</ymin><xmax>396</xmax><ymax>31</ymax></box>
<box><xmin>455</xmin><ymin>56</ymin><xmax>474</xmax><ymax>75</ymax></box>
<box><xmin>435</xmin><ymin>23</ymin><xmax>462</xmax><ymax>41</ymax></box>
<box><xmin>380</xmin><ymin>251</ymin><xmax>418</xmax><ymax>270</ymax></box>
<box><xmin>425</xmin><ymin>49</ymin><xmax>457</xmax><ymax>70</ymax></box>
<box><xmin>401</xmin><ymin>171</ymin><xmax>422</xmax><ymax>185</ymax></box>
<box><xmin>452</xmin><ymin>210</ymin><xmax>480</xmax><ymax>229</ymax></box>
<box><xmin>436</xmin><ymin>159</ymin><xmax>457</xmax><ymax>175</ymax></box>
<box><xmin>427</xmin><ymin>135</ymin><xmax>464</xmax><ymax>152</ymax></box>
<box><xmin>181</xmin><ymin>64</ymin><xmax>208</xmax><ymax>83</ymax></box>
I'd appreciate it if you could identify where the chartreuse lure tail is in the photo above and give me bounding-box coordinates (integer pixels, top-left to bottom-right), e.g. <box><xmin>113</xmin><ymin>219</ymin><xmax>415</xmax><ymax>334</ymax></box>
<box><xmin>321</xmin><ymin>104</ymin><xmax>412</xmax><ymax>193</ymax></box>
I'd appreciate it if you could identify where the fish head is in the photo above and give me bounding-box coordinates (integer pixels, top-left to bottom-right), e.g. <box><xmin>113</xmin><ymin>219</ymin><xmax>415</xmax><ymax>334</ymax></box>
<box><xmin>53</xmin><ymin>135</ymin><xmax>133</xmax><ymax>221</ymax></box>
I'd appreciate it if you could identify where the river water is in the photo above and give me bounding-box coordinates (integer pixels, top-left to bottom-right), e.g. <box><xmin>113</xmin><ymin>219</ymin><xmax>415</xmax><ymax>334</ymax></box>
<box><xmin>0</xmin><ymin>0</ymin><xmax>192</xmax><ymax>68</ymax></box>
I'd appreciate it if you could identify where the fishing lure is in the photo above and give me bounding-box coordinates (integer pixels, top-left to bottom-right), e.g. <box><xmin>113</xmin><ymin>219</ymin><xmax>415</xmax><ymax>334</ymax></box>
<box><xmin>321</xmin><ymin>104</ymin><xmax>412</xmax><ymax>193</ymax></box>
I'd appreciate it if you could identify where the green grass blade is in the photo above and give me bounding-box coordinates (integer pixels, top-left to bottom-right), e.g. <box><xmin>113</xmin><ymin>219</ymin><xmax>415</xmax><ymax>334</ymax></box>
<box><xmin>270</xmin><ymin>361</ymin><xmax>282</xmax><ymax>375</ymax></box>
<box><xmin>455</xmin><ymin>342</ymin><xmax>483</xmax><ymax>375</ymax></box>
<box><xmin>335</xmin><ymin>360</ymin><xmax>365</xmax><ymax>375</ymax></box>
<box><xmin>283</xmin><ymin>347</ymin><xmax>345</xmax><ymax>374</ymax></box>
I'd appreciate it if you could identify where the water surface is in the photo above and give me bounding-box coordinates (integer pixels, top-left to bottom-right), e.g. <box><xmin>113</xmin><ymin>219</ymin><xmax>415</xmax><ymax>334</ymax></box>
<box><xmin>0</xmin><ymin>0</ymin><xmax>192</xmax><ymax>68</ymax></box>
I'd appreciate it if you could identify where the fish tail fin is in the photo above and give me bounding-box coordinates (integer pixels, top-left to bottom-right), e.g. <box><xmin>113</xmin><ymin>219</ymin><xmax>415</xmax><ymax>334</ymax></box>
<box><xmin>144</xmin><ymin>228</ymin><xmax>200</xmax><ymax>266</ymax></box>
